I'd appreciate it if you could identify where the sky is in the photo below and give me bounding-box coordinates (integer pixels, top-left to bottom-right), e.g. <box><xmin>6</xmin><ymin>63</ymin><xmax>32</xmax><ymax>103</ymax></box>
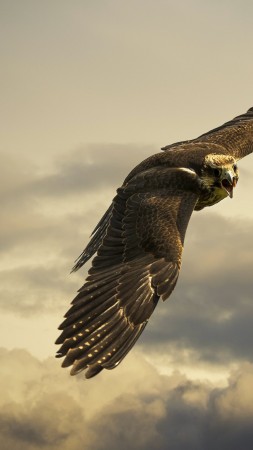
<box><xmin>1</xmin><ymin>0</ymin><xmax>253</xmax><ymax>449</ymax></box>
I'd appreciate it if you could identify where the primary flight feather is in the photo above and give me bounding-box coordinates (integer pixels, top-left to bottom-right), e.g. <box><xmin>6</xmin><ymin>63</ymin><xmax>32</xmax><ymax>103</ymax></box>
<box><xmin>56</xmin><ymin>107</ymin><xmax>253</xmax><ymax>378</ymax></box>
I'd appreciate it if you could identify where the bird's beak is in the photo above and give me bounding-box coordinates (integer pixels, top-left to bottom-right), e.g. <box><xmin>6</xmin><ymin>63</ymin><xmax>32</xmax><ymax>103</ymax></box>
<box><xmin>221</xmin><ymin>170</ymin><xmax>238</xmax><ymax>198</ymax></box>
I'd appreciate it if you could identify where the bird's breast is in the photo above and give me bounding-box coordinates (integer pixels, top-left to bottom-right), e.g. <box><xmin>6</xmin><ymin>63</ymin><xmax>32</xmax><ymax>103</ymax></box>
<box><xmin>194</xmin><ymin>186</ymin><xmax>228</xmax><ymax>211</ymax></box>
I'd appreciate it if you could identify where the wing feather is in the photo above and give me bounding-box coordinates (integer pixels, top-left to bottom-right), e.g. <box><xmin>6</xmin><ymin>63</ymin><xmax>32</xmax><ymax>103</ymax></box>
<box><xmin>162</xmin><ymin>106</ymin><xmax>253</xmax><ymax>161</ymax></box>
<box><xmin>56</xmin><ymin>168</ymin><xmax>200</xmax><ymax>377</ymax></box>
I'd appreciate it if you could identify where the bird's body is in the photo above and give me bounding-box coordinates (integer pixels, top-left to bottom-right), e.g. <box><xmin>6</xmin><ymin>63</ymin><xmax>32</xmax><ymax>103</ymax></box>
<box><xmin>56</xmin><ymin>107</ymin><xmax>253</xmax><ymax>378</ymax></box>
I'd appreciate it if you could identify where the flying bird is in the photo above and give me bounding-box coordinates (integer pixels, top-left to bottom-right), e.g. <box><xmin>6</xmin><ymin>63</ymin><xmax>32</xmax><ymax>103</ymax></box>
<box><xmin>56</xmin><ymin>107</ymin><xmax>253</xmax><ymax>378</ymax></box>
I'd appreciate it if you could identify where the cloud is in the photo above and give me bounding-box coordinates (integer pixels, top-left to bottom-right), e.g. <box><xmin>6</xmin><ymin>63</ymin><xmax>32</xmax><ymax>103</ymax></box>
<box><xmin>0</xmin><ymin>145</ymin><xmax>153</xmax><ymax>316</ymax></box>
<box><xmin>29</xmin><ymin>144</ymin><xmax>154</xmax><ymax>197</ymax></box>
<box><xmin>0</xmin><ymin>145</ymin><xmax>153</xmax><ymax>254</ymax></box>
<box><xmin>142</xmin><ymin>213</ymin><xmax>253</xmax><ymax>365</ymax></box>
<box><xmin>0</xmin><ymin>264</ymin><xmax>80</xmax><ymax>315</ymax></box>
<box><xmin>1</xmin><ymin>348</ymin><xmax>253</xmax><ymax>450</ymax></box>
<box><xmin>1</xmin><ymin>145</ymin><xmax>154</xmax><ymax>205</ymax></box>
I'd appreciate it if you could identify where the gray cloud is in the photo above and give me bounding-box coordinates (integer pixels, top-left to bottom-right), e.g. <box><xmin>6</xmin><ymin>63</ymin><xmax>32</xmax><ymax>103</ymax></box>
<box><xmin>142</xmin><ymin>213</ymin><xmax>253</xmax><ymax>365</ymax></box>
<box><xmin>0</xmin><ymin>145</ymin><xmax>153</xmax><ymax>315</ymax></box>
<box><xmin>0</xmin><ymin>145</ymin><xmax>153</xmax><ymax>252</ymax></box>
<box><xmin>1</xmin><ymin>145</ymin><xmax>154</xmax><ymax>206</ymax></box>
<box><xmin>29</xmin><ymin>144</ymin><xmax>154</xmax><ymax>197</ymax></box>
<box><xmin>0</xmin><ymin>264</ymin><xmax>81</xmax><ymax>315</ymax></box>
<box><xmin>1</xmin><ymin>348</ymin><xmax>253</xmax><ymax>450</ymax></box>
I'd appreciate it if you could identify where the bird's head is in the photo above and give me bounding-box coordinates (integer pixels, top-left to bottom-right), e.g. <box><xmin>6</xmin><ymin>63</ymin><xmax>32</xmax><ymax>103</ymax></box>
<box><xmin>202</xmin><ymin>154</ymin><xmax>239</xmax><ymax>199</ymax></box>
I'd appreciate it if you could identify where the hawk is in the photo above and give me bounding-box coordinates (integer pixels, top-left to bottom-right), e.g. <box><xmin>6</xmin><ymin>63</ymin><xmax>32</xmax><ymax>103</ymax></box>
<box><xmin>56</xmin><ymin>107</ymin><xmax>253</xmax><ymax>378</ymax></box>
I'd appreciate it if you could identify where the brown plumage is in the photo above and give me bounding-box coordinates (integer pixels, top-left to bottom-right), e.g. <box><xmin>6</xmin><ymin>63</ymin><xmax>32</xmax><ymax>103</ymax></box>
<box><xmin>56</xmin><ymin>107</ymin><xmax>253</xmax><ymax>378</ymax></box>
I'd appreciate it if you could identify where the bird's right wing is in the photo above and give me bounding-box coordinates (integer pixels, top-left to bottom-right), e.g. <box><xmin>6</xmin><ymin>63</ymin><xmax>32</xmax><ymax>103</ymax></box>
<box><xmin>56</xmin><ymin>167</ymin><xmax>201</xmax><ymax>378</ymax></box>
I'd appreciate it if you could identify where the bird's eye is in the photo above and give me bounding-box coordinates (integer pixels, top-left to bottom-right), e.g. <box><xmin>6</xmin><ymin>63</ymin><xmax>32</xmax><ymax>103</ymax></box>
<box><xmin>213</xmin><ymin>168</ymin><xmax>221</xmax><ymax>177</ymax></box>
<box><xmin>233</xmin><ymin>164</ymin><xmax>238</xmax><ymax>172</ymax></box>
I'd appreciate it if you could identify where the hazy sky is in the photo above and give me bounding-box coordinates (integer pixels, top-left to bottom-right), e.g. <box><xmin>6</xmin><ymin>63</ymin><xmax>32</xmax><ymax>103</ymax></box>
<box><xmin>1</xmin><ymin>1</ymin><xmax>253</xmax><ymax>449</ymax></box>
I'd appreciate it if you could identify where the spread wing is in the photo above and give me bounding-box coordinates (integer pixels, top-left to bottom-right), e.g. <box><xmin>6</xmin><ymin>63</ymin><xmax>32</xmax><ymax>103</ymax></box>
<box><xmin>162</xmin><ymin>106</ymin><xmax>253</xmax><ymax>161</ymax></box>
<box><xmin>56</xmin><ymin>167</ymin><xmax>199</xmax><ymax>378</ymax></box>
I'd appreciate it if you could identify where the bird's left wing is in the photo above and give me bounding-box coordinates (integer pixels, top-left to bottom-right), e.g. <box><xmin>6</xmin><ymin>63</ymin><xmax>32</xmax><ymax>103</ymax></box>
<box><xmin>194</xmin><ymin>106</ymin><xmax>253</xmax><ymax>160</ymax></box>
<box><xmin>56</xmin><ymin>167</ymin><xmax>200</xmax><ymax>378</ymax></box>
<box><xmin>162</xmin><ymin>106</ymin><xmax>253</xmax><ymax>161</ymax></box>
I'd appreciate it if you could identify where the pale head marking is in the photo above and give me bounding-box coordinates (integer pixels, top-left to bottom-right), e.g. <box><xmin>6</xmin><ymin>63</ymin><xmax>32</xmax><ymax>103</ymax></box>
<box><xmin>204</xmin><ymin>153</ymin><xmax>236</xmax><ymax>168</ymax></box>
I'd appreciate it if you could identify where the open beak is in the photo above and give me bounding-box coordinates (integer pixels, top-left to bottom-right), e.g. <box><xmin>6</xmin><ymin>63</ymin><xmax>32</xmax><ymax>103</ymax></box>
<box><xmin>221</xmin><ymin>170</ymin><xmax>238</xmax><ymax>198</ymax></box>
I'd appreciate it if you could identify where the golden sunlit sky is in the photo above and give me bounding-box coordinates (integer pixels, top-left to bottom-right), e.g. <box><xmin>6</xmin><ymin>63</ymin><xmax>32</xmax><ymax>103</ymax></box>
<box><xmin>1</xmin><ymin>1</ymin><xmax>253</xmax><ymax>449</ymax></box>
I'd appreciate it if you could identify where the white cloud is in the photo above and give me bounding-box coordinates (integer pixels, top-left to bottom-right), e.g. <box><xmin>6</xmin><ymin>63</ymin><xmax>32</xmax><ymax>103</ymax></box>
<box><xmin>1</xmin><ymin>349</ymin><xmax>253</xmax><ymax>450</ymax></box>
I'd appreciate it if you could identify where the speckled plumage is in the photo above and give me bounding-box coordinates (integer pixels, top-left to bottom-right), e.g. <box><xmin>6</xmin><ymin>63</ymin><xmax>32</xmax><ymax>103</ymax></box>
<box><xmin>56</xmin><ymin>107</ymin><xmax>253</xmax><ymax>378</ymax></box>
